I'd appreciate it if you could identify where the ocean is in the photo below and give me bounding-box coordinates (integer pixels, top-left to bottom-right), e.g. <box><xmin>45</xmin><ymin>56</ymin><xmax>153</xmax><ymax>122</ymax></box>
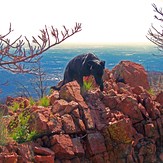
<box><xmin>0</xmin><ymin>44</ymin><xmax>163</xmax><ymax>100</ymax></box>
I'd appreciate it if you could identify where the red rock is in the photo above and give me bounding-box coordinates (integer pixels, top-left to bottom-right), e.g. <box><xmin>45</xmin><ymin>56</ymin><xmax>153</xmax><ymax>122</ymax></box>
<box><xmin>107</xmin><ymin>118</ymin><xmax>133</xmax><ymax>143</ymax></box>
<box><xmin>0</xmin><ymin>153</ymin><xmax>18</xmax><ymax>163</ymax></box>
<box><xmin>117</xmin><ymin>96</ymin><xmax>144</xmax><ymax>123</ymax></box>
<box><xmin>52</xmin><ymin>99</ymin><xmax>69</xmax><ymax>114</ymax></box>
<box><xmin>91</xmin><ymin>154</ymin><xmax>104</xmax><ymax>163</ymax></box>
<box><xmin>103</xmin><ymin>68</ymin><xmax>112</xmax><ymax>81</ymax></box>
<box><xmin>17</xmin><ymin>142</ymin><xmax>37</xmax><ymax>162</ymax></box>
<box><xmin>144</xmin><ymin>97</ymin><xmax>161</xmax><ymax>119</ymax></box>
<box><xmin>64</xmin><ymin>101</ymin><xmax>79</xmax><ymax>115</ymax></box>
<box><xmin>77</xmin><ymin>119</ymin><xmax>86</xmax><ymax>132</ymax></box>
<box><xmin>35</xmin><ymin>155</ymin><xmax>54</xmax><ymax>163</ymax></box>
<box><xmin>82</xmin><ymin>108</ymin><xmax>95</xmax><ymax>129</ymax></box>
<box><xmin>48</xmin><ymin>90</ymin><xmax>59</xmax><ymax>105</ymax></box>
<box><xmin>145</xmin><ymin>123</ymin><xmax>155</xmax><ymax>137</ymax></box>
<box><xmin>86</xmin><ymin>132</ymin><xmax>106</xmax><ymax>156</ymax></box>
<box><xmin>48</xmin><ymin>116</ymin><xmax>62</xmax><ymax>133</ymax></box>
<box><xmin>72</xmin><ymin>137</ymin><xmax>85</xmax><ymax>156</ymax></box>
<box><xmin>155</xmin><ymin>91</ymin><xmax>163</xmax><ymax>106</ymax></box>
<box><xmin>6</xmin><ymin>96</ymin><xmax>29</xmax><ymax>108</ymax></box>
<box><xmin>113</xmin><ymin>143</ymin><xmax>132</xmax><ymax>158</ymax></box>
<box><xmin>90</xmin><ymin>109</ymin><xmax>106</xmax><ymax>130</ymax></box>
<box><xmin>117</xmin><ymin>82</ymin><xmax>133</xmax><ymax>95</ymax></box>
<box><xmin>34</xmin><ymin>146</ymin><xmax>55</xmax><ymax>156</ymax></box>
<box><xmin>112</xmin><ymin>61</ymin><xmax>150</xmax><ymax>90</ymax></box>
<box><xmin>102</xmin><ymin>93</ymin><xmax>121</xmax><ymax>109</ymax></box>
<box><xmin>132</xmin><ymin>86</ymin><xmax>147</xmax><ymax>95</ymax></box>
<box><xmin>72</xmin><ymin>108</ymin><xmax>80</xmax><ymax>118</ymax></box>
<box><xmin>59</xmin><ymin>81</ymin><xmax>84</xmax><ymax>102</ymax></box>
<box><xmin>138</xmin><ymin>103</ymin><xmax>149</xmax><ymax>118</ymax></box>
<box><xmin>30</xmin><ymin>112</ymin><xmax>48</xmax><ymax>133</ymax></box>
<box><xmin>50</xmin><ymin>134</ymin><xmax>74</xmax><ymax>159</ymax></box>
<box><xmin>62</xmin><ymin>114</ymin><xmax>76</xmax><ymax>134</ymax></box>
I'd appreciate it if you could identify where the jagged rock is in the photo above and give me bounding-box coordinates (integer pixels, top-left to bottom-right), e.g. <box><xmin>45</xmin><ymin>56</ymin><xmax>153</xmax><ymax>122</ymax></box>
<box><xmin>6</xmin><ymin>96</ymin><xmax>30</xmax><ymax>108</ymax></box>
<box><xmin>107</xmin><ymin>118</ymin><xmax>133</xmax><ymax>144</ymax></box>
<box><xmin>86</xmin><ymin>132</ymin><xmax>106</xmax><ymax>156</ymax></box>
<box><xmin>62</xmin><ymin>114</ymin><xmax>76</xmax><ymax>134</ymax></box>
<box><xmin>35</xmin><ymin>155</ymin><xmax>54</xmax><ymax>163</ymax></box>
<box><xmin>0</xmin><ymin>152</ymin><xmax>18</xmax><ymax>163</ymax></box>
<box><xmin>143</xmin><ymin>97</ymin><xmax>161</xmax><ymax>119</ymax></box>
<box><xmin>59</xmin><ymin>81</ymin><xmax>84</xmax><ymax>102</ymax></box>
<box><xmin>117</xmin><ymin>96</ymin><xmax>144</xmax><ymax>123</ymax></box>
<box><xmin>1</xmin><ymin>62</ymin><xmax>162</xmax><ymax>163</ymax></box>
<box><xmin>52</xmin><ymin>99</ymin><xmax>69</xmax><ymax>114</ymax></box>
<box><xmin>34</xmin><ymin>146</ymin><xmax>55</xmax><ymax>156</ymax></box>
<box><xmin>82</xmin><ymin>108</ymin><xmax>95</xmax><ymax>130</ymax></box>
<box><xmin>48</xmin><ymin>90</ymin><xmax>59</xmax><ymax>105</ymax></box>
<box><xmin>50</xmin><ymin>134</ymin><xmax>74</xmax><ymax>159</ymax></box>
<box><xmin>72</xmin><ymin>138</ymin><xmax>85</xmax><ymax>156</ymax></box>
<box><xmin>155</xmin><ymin>91</ymin><xmax>163</xmax><ymax>106</ymax></box>
<box><xmin>112</xmin><ymin>61</ymin><xmax>150</xmax><ymax>90</ymax></box>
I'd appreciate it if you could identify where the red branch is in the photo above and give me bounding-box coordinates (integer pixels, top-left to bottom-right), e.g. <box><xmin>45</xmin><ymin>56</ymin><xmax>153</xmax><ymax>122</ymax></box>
<box><xmin>0</xmin><ymin>23</ymin><xmax>82</xmax><ymax>73</ymax></box>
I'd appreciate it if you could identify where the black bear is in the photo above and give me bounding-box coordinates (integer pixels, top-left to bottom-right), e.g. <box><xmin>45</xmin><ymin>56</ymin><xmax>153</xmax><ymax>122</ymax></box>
<box><xmin>51</xmin><ymin>53</ymin><xmax>105</xmax><ymax>91</ymax></box>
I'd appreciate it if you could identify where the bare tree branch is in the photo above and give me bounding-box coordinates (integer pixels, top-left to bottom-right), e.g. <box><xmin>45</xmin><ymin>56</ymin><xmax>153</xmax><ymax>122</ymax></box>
<box><xmin>0</xmin><ymin>22</ymin><xmax>82</xmax><ymax>73</ymax></box>
<box><xmin>147</xmin><ymin>3</ymin><xmax>163</xmax><ymax>55</ymax></box>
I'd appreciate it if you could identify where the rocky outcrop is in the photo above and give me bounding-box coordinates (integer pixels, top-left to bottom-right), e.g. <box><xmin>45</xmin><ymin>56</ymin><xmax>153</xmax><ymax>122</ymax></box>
<box><xmin>0</xmin><ymin>61</ymin><xmax>162</xmax><ymax>163</ymax></box>
<box><xmin>112</xmin><ymin>61</ymin><xmax>150</xmax><ymax>90</ymax></box>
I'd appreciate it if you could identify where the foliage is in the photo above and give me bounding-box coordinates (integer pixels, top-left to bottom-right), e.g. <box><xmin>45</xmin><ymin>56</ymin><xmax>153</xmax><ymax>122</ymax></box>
<box><xmin>147</xmin><ymin>88</ymin><xmax>155</xmax><ymax>96</ymax></box>
<box><xmin>29</xmin><ymin>97</ymin><xmax>36</xmax><ymax>106</ymax></box>
<box><xmin>9</xmin><ymin>111</ymin><xmax>37</xmax><ymax>143</ymax></box>
<box><xmin>38</xmin><ymin>96</ymin><xmax>50</xmax><ymax>107</ymax></box>
<box><xmin>82</xmin><ymin>76</ymin><xmax>95</xmax><ymax>91</ymax></box>
<box><xmin>9</xmin><ymin>102</ymin><xmax>21</xmax><ymax>112</ymax></box>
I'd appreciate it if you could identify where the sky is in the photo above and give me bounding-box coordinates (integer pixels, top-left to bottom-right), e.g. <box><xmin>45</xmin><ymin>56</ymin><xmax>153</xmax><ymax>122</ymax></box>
<box><xmin>0</xmin><ymin>0</ymin><xmax>163</xmax><ymax>44</ymax></box>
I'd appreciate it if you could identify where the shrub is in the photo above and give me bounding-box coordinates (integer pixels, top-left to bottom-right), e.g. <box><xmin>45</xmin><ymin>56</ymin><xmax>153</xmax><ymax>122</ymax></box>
<box><xmin>38</xmin><ymin>96</ymin><xmax>50</xmax><ymax>107</ymax></box>
<box><xmin>9</xmin><ymin>111</ymin><xmax>37</xmax><ymax>143</ymax></box>
<box><xmin>82</xmin><ymin>76</ymin><xmax>95</xmax><ymax>92</ymax></box>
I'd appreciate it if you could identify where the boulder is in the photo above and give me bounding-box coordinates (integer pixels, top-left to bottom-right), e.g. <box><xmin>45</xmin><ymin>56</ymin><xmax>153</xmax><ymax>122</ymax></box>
<box><xmin>50</xmin><ymin>134</ymin><xmax>74</xmax><ymax>159</ymax></box>
<box><xmin>86</xmin><ymin>132</ymin><xmax>106</xmax><ymax>156</ymax></box>
<box><xmin>112</xmin><ymin>61</ymin><xmax>150</xmax><ymax>90</ymax></box>
<box><xmin>117</xmin><ymin>96</ymin><xmax>144</xmax><ymax>123</ymax></box>
<box><xmin>107</xmin><ymin>118</ymin><xmax>133</xmax><ymax>144</ymax></box>
<box><xmin>62</xmin><ymin>114</ymin><xmax>76</xmax><ymax>134</ymax></box>
<box><xmin>59</xmin><ymin>81</ymin><xmax>84</xmax><ymax>102</ymax></box>
<box><xmin>72</xmin><ymin>138</ymin><xmax>85</xmax><ymax>156</ymax></box>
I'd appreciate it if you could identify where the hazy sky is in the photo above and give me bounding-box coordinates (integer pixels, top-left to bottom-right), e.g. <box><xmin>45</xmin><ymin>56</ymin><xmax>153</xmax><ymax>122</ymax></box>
<box><xmin>0</xmin><ymin>0</ymin><xmax>163</xmax><ymax>44</ymax></box>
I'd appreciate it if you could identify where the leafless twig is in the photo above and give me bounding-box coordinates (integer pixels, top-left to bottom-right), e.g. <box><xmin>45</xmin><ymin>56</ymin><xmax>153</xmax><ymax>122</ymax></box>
<box><xmin>0</xmin><ymin>23</ymin><xmax>82</xmax><ymax>73</ymax></box>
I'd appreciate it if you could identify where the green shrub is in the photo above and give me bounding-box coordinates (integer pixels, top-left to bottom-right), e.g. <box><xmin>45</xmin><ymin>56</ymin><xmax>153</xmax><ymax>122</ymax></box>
<box><xmin>82</xmin><ymin>76</ymin><xmax>94</xmax><ymax>92</ymax></box>
<box><xmin>9</xmin><ymin>102</ymin><xmax>20</xmax><ymax>112</ymax></box>
<box><xmin>10</xmin><ymin>111</ymin><xmax>37</xmax><ymax>143</ymax></box>
<box><xmin>147</xmin><ymin>88</ymin><xmax>155</xmax><ymax>96</ymax></box>
<box><xmin>38</xmin><ymin>96</ymin><xmax>50</xmax><ymax>107</ymax></box>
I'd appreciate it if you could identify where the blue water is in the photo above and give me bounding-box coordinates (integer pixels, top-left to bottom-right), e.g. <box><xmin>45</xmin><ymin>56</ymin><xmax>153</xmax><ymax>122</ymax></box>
<box><xmin>0</xmin><ymin>44</ymin><xmax>163</xmax><ymax>100</ymax></box>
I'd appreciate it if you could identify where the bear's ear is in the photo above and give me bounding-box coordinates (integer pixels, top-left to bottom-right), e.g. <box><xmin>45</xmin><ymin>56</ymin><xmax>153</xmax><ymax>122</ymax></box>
<box><xmin>100</xmin><ymin>61</ymin><xmax>105</xmax><ymax>68</ymax></box>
